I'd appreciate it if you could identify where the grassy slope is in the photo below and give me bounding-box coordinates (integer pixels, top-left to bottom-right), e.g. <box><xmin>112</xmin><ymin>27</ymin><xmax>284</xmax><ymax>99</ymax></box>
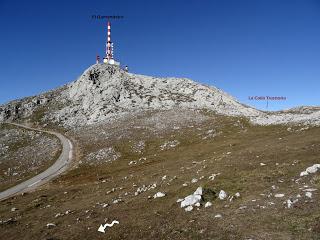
<box><xmin>0</xmin><ymin>114</ymin><xmax>319</xmax><ymax>240</ymax></box>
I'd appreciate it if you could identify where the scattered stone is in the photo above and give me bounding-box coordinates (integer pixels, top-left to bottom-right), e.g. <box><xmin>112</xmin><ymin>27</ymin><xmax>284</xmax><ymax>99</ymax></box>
<box><xmin>55</xmin><ymin>213</ymin><xmax>63</xmax><ymax>218</ymax></box>
<box><xmin>131</xmin><ymin>140</ymin><xmax>145</xmax><ymax>153</ymax></box>
<box><xmin>208</xmin><ymin>173</ymin><xmax>220</xmax><ymax>181</ymax></box>
<box><xmin>128</xmin><ymin>160</ymin><xmax>136</xmax><ymax>166</ymax></box>
<box><xmin>300</xmin><ymin>164</ymin><xmax>320</xmax><ymax>177</ymax></box>
<box><xmin>191</xmin><ymin>178</ymin><xmax>198</xmax><ymax>183</ymax></box>
<box><xmin>135</xmin><ymin>183</ymin><xmax>157</xmax><ymax>195</ymax></box>
<box><xmin>305</xmin><ymin>192</ymin><xmax>312</xmax><ymax>198</ymax></box>
<box><xmin>11</xmin><ymin>207</ymin><xmax>17</xmax><ymax>212</ymax></box>
<box><xmin>275</xmin><ymin>194</ymin><xmax>285</xmax><ymax>198</ymax></box>
<box><xmin>214</xmin><ymin>214</ymin><xmax>222</xmax><ymax>218</ymax></box>
<box><xmin>303</xmin><ymin>188</ymin><xmax>317</xmax><ymax>192</ymax></box>
<box><xmin>84</xmin><ymin>147</ymin><xmax>121</xmax><ymax>165</ymax></box>
<box><xmin>205</xmin><ymin>202</ymin><xmax>212</xmax><ymax>208</ymax></box>
<box><xmin>218</xmin><ymin>190</ymin><xmax>227</xmax><ymax>200</ymax></box>
<box><xmin>181</xmin><ymin>194</ymin><xmax>202</xmax><ymax>208</ymax></box>
<box><xmin>160</xmin><ymin>140</ymin><xmax>180</xmax><ymax>150</ymax></box>
<box><xmin>113</xmin><ymin>198</ymin><xmax>122</xmax><ymax>204</ymax></box>
<box><xmin>46</xmin><ymin>223</ymin><xmax>56</xmax><ymax>228</ymax></box>
<box><xmin>153</xmin><ymin>192</ymin><xmax>166</xmax><ymax>198</ymax></box>
<box><xmin>287</xmin><ymin>199</ymin><xmax>298</xmax><ymax>208</ymax></box>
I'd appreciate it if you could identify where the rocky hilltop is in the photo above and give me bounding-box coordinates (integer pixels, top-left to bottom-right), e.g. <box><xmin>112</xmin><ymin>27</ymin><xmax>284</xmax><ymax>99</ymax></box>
<box><xmin>0</xmin><ymin>64</ymin><xmax>319</xmax><ymax>127</ymax></box>
<box><xmin>0</xmin><ymin>64</ymin><xmax>260</xmax><ymax>126</ymax></box>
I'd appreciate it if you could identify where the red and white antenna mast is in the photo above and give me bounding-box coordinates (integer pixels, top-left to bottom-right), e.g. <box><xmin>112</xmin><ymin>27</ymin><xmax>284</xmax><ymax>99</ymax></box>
<box><xmin>103</xmin><ymin>20</ymin><xmax>119</xmax><ymax>65</ymax></box>
<box><xmin>106</xmin><ymin>21</ymin><xmax>113</xmax><ymax>60</ymax></box>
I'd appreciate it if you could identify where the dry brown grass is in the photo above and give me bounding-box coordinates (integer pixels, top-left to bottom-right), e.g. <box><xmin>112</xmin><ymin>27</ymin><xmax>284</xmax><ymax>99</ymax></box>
<box><xmin>1</xmin><ymin>113</ymin><xmax>320</xmax><ymax>239</ymax></box>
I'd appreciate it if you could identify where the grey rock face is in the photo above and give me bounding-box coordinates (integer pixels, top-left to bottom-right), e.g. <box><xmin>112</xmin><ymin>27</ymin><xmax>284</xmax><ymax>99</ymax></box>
<box><xmin>53</xmin><ymin>64</ymin><xmax>260</xmax><ymax>126</ymax></box>
<box><xmin>0</xmin><ymin>98</ymin><xmax>45</xmax><ymax>121</ymax></box>
<box><xmin>1</xmin><ymin>64</ymin><xmax>319</xmax><ymax>127</ymax></box>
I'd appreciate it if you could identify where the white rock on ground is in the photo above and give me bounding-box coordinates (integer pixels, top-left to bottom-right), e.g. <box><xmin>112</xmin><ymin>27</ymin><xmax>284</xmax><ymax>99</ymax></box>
<box><xmin>153</xmin><ymin>192</ymin><xmax>166</xmax><ymax>198</ymax></box>
<box><xmin>303</xmin><ymin>188</ymin><xmax>317</xmax><ymax>192</ymax></box>
<box><xmin>46</xmin><ymin>223</ymin><xmax>56</xmax><ymax>228</ymax></box>
<box><xmin>275</xmin><ymin>193</ymin><xmax>285</xmax><ymax>198</ymax></box>
<box><xmin>305</xmin><ymin>192</ymin><xmax>312</xmax><ymax>198</ymax></box>
<box><xmin>113</xmin><ymin>199</ymin><xmax>122</xmax><ymax>204</ymax></box>
<box><xmin>180</xmin><ymin>187</ymin><xmax>203</xmax><ymax>208</ymax></box>
<box><xmin>218</xmin><ymin>190</ymin><xmax>227</xmax><ymax>200</ymax></box>
<box><xmin>300</xmin><ymin>164</ymin><xmax>320</xmax><ymax>177</ymax></box>
<box><xmin>55</xmin><ymin>213</ymin><xmax>63</xmax><ymax>218</ymax></box>
<box><xmin>287</xmin><ymin>199</ymin><xmax>293</xmax><ymax>208</ymax></box>
<box><xmin>205</xmin><ymin>202</ymin><xmax>212</xmax><ymax>208</ymax></box>
<box><xmin>287</xmin><ymin>199</ymin><xmax>298</xmax><ymax>208</ymax></box>
<box><xmin>181</xmin><ymin>194</ymin><xmax>202</xmax><ymax>208</ymax></box>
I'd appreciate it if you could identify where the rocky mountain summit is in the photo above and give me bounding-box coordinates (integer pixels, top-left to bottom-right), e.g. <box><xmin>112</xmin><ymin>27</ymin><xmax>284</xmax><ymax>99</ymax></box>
<box><xmin>0</xmin><ymin>64</ymin><xmax>319</xmax><ymax>127</ymax></box>
<box><xmin>59</xmin><ymin>64</ymin><xmax>263</xmax><ymax>126</ymax></box>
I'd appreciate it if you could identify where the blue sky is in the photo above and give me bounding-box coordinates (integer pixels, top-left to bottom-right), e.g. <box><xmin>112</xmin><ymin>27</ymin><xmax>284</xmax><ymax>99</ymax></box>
<box><xmin>0</xmin><ymin>0</ymin><xmax>319</xmax><ymax>110</ymax></box>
